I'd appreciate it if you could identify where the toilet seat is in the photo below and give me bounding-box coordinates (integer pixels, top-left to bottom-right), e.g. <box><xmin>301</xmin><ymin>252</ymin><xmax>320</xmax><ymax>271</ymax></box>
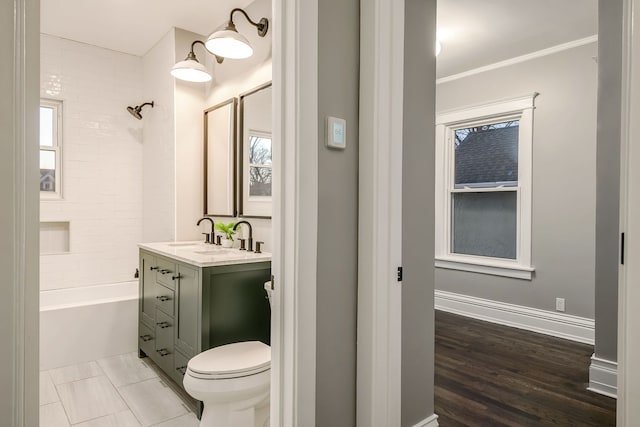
<box><xmin>187</xmin><ymin>341</ymin><xmax>271</xmax><ymax>380</ymax></box>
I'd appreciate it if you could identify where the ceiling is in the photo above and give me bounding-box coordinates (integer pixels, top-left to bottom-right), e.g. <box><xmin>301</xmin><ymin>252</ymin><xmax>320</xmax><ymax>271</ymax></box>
<box><xmin>41</xmin><ymin>0</ymin><xmax>598</xmax><ymax>76</ymax></box>
<box><xmin>436</xmin><ymin>0</ymin><xmax>598</xmax><ymax>78</ymax></box>
<box><xmin>40</xmin><ymin>0</ymin><xmax>254</xmax><ymax>56</ymax></box>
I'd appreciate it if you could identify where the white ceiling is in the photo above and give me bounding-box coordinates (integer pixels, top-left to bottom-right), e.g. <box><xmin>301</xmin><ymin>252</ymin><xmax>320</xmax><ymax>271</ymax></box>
<box><xmin>437</xmin><ymin>0</ymin><xmax>598</xmax><ymax>78</ymax></box>
<box><xmin>41</xmin><ymin>0</ymin><xmax>598</xmax><ymax>75</ymax></box>
<box><xmin>41</xmin><ymin>0</ymin><xmax>254</xmax><ymax>56</ymax></box>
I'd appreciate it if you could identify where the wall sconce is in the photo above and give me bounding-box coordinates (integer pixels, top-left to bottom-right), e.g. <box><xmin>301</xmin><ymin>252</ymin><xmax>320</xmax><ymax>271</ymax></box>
<box><xmin>171</xmin><ymin>8</ymin><xmax>269</xmax><ymax>82</ymax></box>
<box><xmin>205</xmin><ymin>8</ymin><xmax>269</xmax><ymax>59</ymax></box>
<box><xmin>171</xmin><ymin>41</ymin><xmax>220</xmax><ymax>83</ymax></box>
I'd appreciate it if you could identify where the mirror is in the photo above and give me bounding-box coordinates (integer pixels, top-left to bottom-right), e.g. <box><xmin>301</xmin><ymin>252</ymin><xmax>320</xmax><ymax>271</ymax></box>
<box><xmin>204</xmin><ymin>98</ymin><xmax>237</xmax><ymax>217</ymax></box>
<box><xmin>239</xmin><ymin>82</ymin><xmax>273</xmax><ymax>218</ymax></box>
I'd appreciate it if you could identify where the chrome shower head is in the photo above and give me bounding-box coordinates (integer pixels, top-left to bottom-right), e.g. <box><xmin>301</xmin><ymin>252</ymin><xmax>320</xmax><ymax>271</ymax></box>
<box><xmin>126</xmin><ymin>101</ymin><xmax>154</xmax><ymax>120</ymax></box>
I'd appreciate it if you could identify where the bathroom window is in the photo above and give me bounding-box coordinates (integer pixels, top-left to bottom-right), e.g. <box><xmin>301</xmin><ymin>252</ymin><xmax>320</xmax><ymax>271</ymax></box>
<box><xmin>435</xmin><ymin>94</ymin><xmax>537</xmax><ymax>279</ymax></box>
<box><xmin>40</xmin><ymin>99</ymin><xmax>63</xmax><ymax>199</ymax></box>
<box><xmin>248</xmin><ymin>132</ymin><xmax>272</xmax><ymax>197</ymax></box>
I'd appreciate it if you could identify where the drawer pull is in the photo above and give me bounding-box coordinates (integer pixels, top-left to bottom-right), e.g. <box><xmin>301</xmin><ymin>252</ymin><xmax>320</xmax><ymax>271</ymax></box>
<box><xmin>156</xmin><ymin>321</ymin><xmax>171</xmax><ymax>329</ymax></box>
<box><xmin>160</xmin><ymin>269</ymin><xmax>171</xmax><ymax>274</ymax></box>
<box><xmin>157</xmin><ymin>348</ymin><xmax>170</xmax><ymax>357</ymax></box>
<box><xmin>156</xmin><ymin>295</ymin><xmax>171</xmax><ymax>302</ymax></box>
<box><xmin>139</xmin><ymin>334</ymin><xmax>153</xmax><ymax>342</ymax></box>
<box><xmin>150</xmin><ymin>266</ymin><xmax>159</xmax><ymax>271</ymax></box>
<box><xmin>176</xmin><ymin>366</ymin><xmax>187</xmax><ymax>375</ymax></box>
<box><xmin>171</xmin><ymin>274</ymin><xmax>182</xmax><ymax>281</ymax></box>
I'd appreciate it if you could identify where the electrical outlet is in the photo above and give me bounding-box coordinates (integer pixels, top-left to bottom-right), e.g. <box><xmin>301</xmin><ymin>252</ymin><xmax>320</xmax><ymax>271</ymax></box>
<box><xmin>556</xmin><ymin>298</ymin><xmax>565</xmax><ymax>312</ymax></box>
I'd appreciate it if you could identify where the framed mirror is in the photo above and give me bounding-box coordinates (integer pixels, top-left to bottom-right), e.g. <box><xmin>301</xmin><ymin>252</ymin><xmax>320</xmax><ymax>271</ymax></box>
<box><xmin>238</xmin><ymin>82</ymin><xmax>273</xmax><ymax>218</ymax></box>
<box><xmin>204</xmin><ymin>98</ymin><xmax>237</xmax><ymax>217</ymax></box>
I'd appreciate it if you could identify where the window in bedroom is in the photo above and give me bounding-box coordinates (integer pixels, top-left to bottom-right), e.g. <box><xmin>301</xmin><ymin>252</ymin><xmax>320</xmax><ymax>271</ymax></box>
<box><xmin>435</xmin><ymin>94</ymin><xmax>537</xmax><ymax>279</ymax></box>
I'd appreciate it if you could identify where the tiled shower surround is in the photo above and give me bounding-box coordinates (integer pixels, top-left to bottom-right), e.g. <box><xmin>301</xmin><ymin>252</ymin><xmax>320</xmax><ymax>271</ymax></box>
<box><xmin>40</xmin><ymin>34</ymin><xmax>144</xmax><ymax>291</ymax></box>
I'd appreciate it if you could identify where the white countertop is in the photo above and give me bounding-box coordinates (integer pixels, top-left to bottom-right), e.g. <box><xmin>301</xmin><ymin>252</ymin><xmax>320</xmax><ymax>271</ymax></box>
<box><xmin>138</xmin><ymin>241</ymin><xmax>272</xmax><ymax>268</ymax></box>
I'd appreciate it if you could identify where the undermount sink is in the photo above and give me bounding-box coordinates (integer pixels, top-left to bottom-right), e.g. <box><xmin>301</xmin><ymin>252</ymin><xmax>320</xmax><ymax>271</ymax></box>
<box><xmin>193</xmin><ymin>249</ymin><xmax>235</xmax><ymax>255</ymax></box>
<box><xmin>167</xmin><ymin>242</ymin><xmax>198</xmax><ymax>247</ymax></box>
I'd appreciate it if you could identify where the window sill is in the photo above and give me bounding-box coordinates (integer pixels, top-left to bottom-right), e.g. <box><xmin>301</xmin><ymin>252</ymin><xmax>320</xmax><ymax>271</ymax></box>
<box><xmin>40</xmin><ymin>194</ymin><xmax>64</xmax><ymax>201</ymax></box>
<box><xmin>435</xmin><ymin>256</ymin><xmax>534</xmax><ymax>280</ymax></box>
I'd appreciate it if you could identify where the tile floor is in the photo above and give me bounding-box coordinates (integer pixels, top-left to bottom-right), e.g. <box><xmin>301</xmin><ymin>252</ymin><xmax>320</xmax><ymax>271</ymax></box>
<box><xmin>39</xmin><ymin>352</ymin><xmax>199</xmax><ymax>427</ymax></box>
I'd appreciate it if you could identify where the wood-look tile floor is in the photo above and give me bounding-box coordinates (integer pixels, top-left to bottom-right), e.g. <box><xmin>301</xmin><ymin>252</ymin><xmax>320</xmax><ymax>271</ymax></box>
<box><xmin>40</xmin><ymin>353</ymin><xmax>199</xmax><ymax>427</ymax></box>
<box><xmin>435</xmin><ymin>310</ymin><xmax>617</xmax><ymax>427</ymax></box>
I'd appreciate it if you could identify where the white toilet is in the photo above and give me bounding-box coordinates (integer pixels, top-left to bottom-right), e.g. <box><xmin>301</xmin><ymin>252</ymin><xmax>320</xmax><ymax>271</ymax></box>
<box><xmin>183</xmin><ymin>283</ymin><xmax>273</xmax><ymax>427</ymax></box>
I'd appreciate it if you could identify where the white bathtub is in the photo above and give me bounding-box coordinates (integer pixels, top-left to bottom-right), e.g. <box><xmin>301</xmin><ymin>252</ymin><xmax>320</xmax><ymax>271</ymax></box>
<box><xmin>40</xmin><ymin>281</ymin><xmax>139</xmax><ymax>370</ymax></box>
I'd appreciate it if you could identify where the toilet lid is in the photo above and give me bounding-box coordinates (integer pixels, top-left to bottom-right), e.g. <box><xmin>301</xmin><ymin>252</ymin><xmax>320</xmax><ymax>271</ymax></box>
<box><xmin>187</xmin><ymin>341</ymin><xmax>271</xmax><ymax>378</ymax></box>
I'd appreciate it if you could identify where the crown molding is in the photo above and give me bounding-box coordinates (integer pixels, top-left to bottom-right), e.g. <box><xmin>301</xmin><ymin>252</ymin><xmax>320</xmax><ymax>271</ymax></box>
<box><xmin>437</xmin><ymin>35</ymin><xmax>598</xmax><ymax>85</ymax></box>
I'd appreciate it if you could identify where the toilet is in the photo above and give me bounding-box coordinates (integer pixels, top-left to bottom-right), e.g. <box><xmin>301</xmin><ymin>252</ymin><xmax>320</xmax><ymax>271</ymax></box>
<box><xmin>183</xmin><ymin>282</ymin><xmax>273</xmax><ymax>427</ymax></box>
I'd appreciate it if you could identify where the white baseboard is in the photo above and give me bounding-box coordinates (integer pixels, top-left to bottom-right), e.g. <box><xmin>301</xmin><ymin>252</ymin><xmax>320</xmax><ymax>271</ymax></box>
<box><xmin>588</xmin><ymin>355</ymin><xmax>618</xmax><ymax>398</ymax></box>
<box><xmin>412</xmin><ymin>414</ymin><xmax>439</xmax><ymax>427</ymax></box>
<box><xmin>435</xmin><ymin>290</ymin><xmax>595</xmax><ymax>344</ymax></box>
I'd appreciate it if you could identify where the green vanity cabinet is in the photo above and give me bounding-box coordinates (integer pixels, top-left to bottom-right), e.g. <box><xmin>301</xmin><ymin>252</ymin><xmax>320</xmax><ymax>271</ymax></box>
<box><xmin>139</xmin><ymin>252</ymin><xmax>158</xmax><ymax>327</ymax></box>
<box><xmin>137</xmin><ymin>246</ymin><xmax>271</xmax><ymax>393</ymax></box>
<box><xmin>175</xmin><ymin>263</ymin><xmax>199</xmax><ymax>357</ymax></box>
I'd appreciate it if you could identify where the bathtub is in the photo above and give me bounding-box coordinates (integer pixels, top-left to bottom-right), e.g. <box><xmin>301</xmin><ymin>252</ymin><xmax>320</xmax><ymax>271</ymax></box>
<box><xmin>40</xmin><ymin>281</ymin><xmax>139</xmax><ymax>370</ymax></box>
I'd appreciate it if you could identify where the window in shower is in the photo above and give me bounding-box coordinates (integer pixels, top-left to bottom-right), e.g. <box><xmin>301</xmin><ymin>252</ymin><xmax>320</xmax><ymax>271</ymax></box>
<box><xmin>40</xmin><ymin>99</ymin><xmax>63</xmax><ymax>199</ymax></box>
<box><xmin>434</xmin><ymin>94</ymin><xmax>536</xmax><ymax>280</ymax></box>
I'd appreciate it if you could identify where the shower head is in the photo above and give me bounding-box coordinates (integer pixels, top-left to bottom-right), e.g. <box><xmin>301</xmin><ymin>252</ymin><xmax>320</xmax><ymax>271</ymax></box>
<box><xmin>126</xmin><ymin>101</ymin><xmax>154</xmax><ymax>120</ymax></box>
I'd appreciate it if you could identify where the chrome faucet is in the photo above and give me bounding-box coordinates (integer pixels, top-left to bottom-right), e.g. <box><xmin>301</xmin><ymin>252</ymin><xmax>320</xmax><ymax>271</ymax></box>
<box><xmin>196</xmin><ymin>217</ymin><xmax>215</xmax><ymax>244</ymax></box>
<box><xmin>233</xmin><ymin>220</ymin><xmax>253</xmax><ymax>251</ymax></box>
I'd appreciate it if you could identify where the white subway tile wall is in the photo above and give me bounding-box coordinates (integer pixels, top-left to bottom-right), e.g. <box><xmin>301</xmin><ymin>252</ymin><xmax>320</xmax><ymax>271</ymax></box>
<box><xmin>40</xmin><ymin>34</ymin><xmax>144</xmax><ymax>291</ymax></box>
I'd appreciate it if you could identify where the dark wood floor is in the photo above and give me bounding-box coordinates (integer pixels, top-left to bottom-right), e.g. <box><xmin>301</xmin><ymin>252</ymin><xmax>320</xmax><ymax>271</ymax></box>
<box><xmin>435</xmin><ymin>310</ymin><xmax>616</xmax><ymax>426</ymax></box>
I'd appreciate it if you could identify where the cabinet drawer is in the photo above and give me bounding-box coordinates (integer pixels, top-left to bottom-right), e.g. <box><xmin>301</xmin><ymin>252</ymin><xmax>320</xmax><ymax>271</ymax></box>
<box><xmin>155</xmin><ymin>284</ymin><xmax>175</xmax><ymax>316</ymax></box>
<box><xmin>156</xmin><ymin>258</ymin><xmax>177</xmax><ymax>290</ymax></box>
<box><xmin>155</xmin><ymin>310</ymin><xmax>174</xmax><ymax>372</ymax></box>
<box><xmin>171</xmin><ymin>349</ymin><xmax>190</xmax><ymax>387</ymax></box>
<box><xmin>138</xmin><ymin>322</ymin><xmax>155</xmax><ymax>358</ymax></box>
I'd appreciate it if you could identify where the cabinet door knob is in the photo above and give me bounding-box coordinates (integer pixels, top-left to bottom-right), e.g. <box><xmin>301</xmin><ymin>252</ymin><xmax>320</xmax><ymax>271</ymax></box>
<box><xmin>150</xmin><ymin>266</ymin><xmax>159</xmax><ymax>271</ymax></box>
<box><xmin>171</xmin><ymin>274</ymin><xmax>182</xmax><ymax>281</ymax></box>
<box><xmin>139</xmin><ymin>334</ymin><xmax>153</xmax><ymax>342</ymax></box>
<box><xmin>176</xmin><ymin>366</ymin><xmax>187</xmax><ymax>375</ymax></box>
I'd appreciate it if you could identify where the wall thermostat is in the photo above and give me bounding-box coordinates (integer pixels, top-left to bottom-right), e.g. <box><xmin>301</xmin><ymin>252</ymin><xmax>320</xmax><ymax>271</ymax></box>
<box><xmin>326</xmin><ymin>116</ymin><xmax>346</xmax><ymax>149</ymax></box>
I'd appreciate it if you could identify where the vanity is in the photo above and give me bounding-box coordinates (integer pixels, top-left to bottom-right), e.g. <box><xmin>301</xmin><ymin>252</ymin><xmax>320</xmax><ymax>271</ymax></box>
<box><xmin>137</xmin><ymin>241</ymin><xmax>271</xmax><ymax>391</ymax></box>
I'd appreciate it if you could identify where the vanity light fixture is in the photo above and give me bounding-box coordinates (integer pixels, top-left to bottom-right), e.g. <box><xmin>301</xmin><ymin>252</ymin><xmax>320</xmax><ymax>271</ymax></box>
<box><xmin>205</xmin><ymin>8</ymin><xmax>269</xmax><ymax>59</ymax></box>
<box><xmin>171</xmin><ymin>40</ymin><xmax>221</xmax><ymax>83</ymax></box>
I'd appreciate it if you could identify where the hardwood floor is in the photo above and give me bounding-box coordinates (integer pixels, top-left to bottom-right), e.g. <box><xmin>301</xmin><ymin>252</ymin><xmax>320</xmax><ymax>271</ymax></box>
<box><xmin>434</xmin><ymin>310</ymin><xmax>616</xmax><ymax>426</ymax></box>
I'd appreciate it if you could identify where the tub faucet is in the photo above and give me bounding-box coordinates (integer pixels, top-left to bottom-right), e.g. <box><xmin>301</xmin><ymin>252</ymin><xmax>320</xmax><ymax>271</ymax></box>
<box><xmin>197</xmin><ymin>217</ymin><xmax>215</xmax><ymax>244</ymax></box>
<box><xmin>233</xmin><ymin>221</ymin><xmax>254</xmax><ymax>251</ymax></box>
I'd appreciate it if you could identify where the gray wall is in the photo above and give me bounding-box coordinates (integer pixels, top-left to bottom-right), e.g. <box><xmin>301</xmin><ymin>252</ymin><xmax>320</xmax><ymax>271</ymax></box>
<box><xmin>316</xmin><ymin>0</ymin><xmax>360</xmax><ymax>424</ymax></box>
<box><xmin>594</xmin><ymin>0</ymin><xmax>622</xmax><ymax>362</ymax></box>
<box><xmin>0</xmin><ymin>0</ymin><xmax>40</xmax><ymax>424</ymax></box>
<box><xmin>402</xmin><ymin>0</ymin><xmax>437</xmax><ymax>425</ymax></box>
<box><xmin>435</xmin><ymin>42</ymin><xmax>598</xmax><ymax>319</ymax></box>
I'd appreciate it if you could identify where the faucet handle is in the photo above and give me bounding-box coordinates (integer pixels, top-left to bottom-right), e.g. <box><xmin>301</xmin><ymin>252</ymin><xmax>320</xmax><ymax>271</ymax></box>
<box><xmin>255</xmin><ymin>241</ymin><xmax>264</xmax><ymax>254</ymax></box>
<box><xmin>238</xmin><ymin>238</ymin><xmax>247</xmax><ymax>251</ymax></box>
<box><xmin>215</xmin><ymin>234</ymin><xmax>222</xmax><ymax>245</ymax></box>
<box><xmin>202</xmin><ymin>233</ymin><xmax>211</xmax><ymax>244</ymax></box>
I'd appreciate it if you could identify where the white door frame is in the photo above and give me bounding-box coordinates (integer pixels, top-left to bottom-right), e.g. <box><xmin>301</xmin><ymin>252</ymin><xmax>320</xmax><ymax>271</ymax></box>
<box><xmin>7</xmin><ymin>0</ymin><xmax>39</xmax><ymax>425</ymax></box>
<box><xmin>357</xmin><ymin>0</ymin><xmax>405</xmax><ymax>425</ymax></box>
<box><xmin>271</xmin><ymin>0</ymin><xmax>319</xmax><ymax>426</ymax></box>
<box><xmin>617</xmin><ymin>0</ymin><xmax>640</xmax><ymax>424</ymax></box>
